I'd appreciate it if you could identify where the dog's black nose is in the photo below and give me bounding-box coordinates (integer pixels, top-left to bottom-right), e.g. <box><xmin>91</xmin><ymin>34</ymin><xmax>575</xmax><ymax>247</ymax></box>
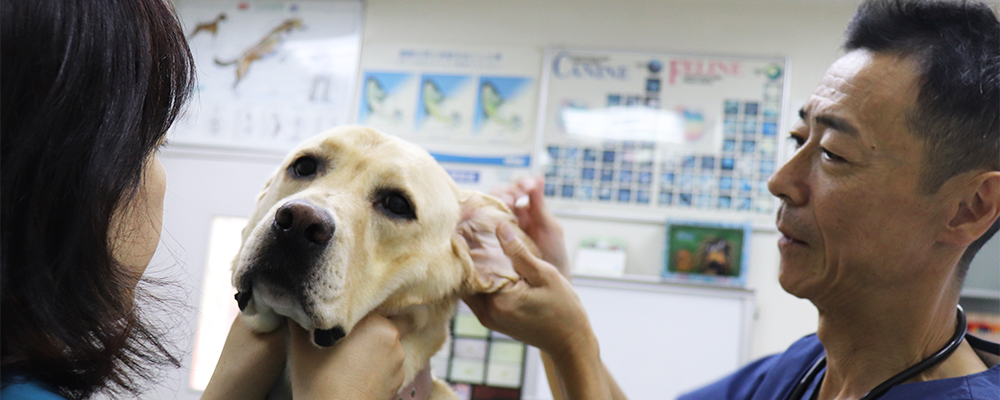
<box><xmin>314</xmin><ymin>326</ymin><xmax>346</xmax><ymax>347</ymax></box>
<box><xmin>274</xmin><ymin>200</ymin><xmax>334</xmax><ymax>245</ymax></box>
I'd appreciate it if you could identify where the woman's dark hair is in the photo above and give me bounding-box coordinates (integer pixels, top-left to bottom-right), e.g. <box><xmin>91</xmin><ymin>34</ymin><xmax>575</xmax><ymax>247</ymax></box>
<box><xmin>1</xmin><ymin>0</ymin><xmax>195</xmax><ymax>398</ymax></box>
<box><xmin>844</xmin><ymin>0</ymin><xmax>1000</xmax><ymax>278</ymax></box>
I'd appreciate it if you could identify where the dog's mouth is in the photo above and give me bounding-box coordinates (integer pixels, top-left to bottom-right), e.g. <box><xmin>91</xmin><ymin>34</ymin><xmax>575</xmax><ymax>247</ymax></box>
<box><xmin>235</xmin><ymin>283</ymin><xmax>351</xmax><ymax>347</ymax></box>
<box><xmin>313</xmin><ymin>326</ymin><xmax>347</xmax><ymax>346</ymax></box>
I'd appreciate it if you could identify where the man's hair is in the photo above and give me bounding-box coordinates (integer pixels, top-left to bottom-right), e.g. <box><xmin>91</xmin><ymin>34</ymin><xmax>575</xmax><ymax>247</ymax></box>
<box><xmin>1</xmin><ymin>0</ymin><xmax>195</xmax><ymax>398</ymax></box>
<box><xmin>844</xmin><ymin>0</ymin><xmax>1000</xmax><ymax>278</ymax></box>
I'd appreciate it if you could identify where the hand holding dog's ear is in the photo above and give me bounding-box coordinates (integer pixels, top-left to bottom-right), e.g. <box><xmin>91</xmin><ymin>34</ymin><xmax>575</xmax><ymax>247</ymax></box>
<box><xmin>288</xmin><ymin>314</ymin><xmax>407</xmax><ymax>400</ymax></box>
<box><xmin>491</xmin><ymin>176</ymin><xmax>570</xmax><ymax>277</ymax></box>
<box><xmin>464</xmin><ymin>223</ymin><xmax>598</xmax><ymax>363</ymax></box>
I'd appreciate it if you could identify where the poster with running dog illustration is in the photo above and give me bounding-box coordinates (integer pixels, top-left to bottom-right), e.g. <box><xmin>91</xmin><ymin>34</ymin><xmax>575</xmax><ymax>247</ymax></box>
<box><xmin>169</xmin><ymin>1</ymin><xmax>362</xmax><ymax>152</ymax></box>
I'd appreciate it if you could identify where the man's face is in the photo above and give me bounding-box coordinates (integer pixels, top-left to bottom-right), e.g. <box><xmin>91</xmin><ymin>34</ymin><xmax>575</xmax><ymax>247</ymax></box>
<box><xmin>768</xmin><ymin>50</ymin><xmax>951</xmax><ymax>304</ymax></box>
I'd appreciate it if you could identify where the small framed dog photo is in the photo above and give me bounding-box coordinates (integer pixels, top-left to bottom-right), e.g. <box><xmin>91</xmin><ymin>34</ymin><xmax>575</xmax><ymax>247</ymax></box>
<box><xmin>662</xmin><ymin>220</ymin><xmax>752</xmax><ymax>287</ymax></box>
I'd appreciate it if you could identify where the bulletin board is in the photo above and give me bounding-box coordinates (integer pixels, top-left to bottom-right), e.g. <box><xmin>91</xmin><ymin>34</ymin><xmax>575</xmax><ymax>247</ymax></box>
<box><xmin>169</xmin><ymin>1</ymin><xmax>363</xmax><ymax>152</ymax></box>
<box><xmin>538</xmin><ymin>49</ymin><xmax>789</xmax><ymax>224</ymax></box>
<box><xmin>354</xmin><ymin>44</ymin><xmax>542</xmax><ymax>193</ymax></box>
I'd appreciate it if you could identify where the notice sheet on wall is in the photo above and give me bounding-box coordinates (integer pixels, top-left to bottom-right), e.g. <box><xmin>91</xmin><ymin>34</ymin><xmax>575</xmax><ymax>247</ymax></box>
<box><xmin>538</xmin><ymin>49</ymin><xmax>788</xmax><ymax>223</ymax></box>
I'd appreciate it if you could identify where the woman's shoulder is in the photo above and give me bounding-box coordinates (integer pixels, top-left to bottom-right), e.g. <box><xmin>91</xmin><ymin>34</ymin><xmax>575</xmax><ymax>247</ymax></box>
<box><xmin>1</xmin><ymin>376</ymin><xmax>67</xmax><ymax>400</ymax></box>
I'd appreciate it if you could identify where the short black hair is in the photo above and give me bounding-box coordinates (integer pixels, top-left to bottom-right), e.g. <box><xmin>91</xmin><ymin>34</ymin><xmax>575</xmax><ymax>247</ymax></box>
<box><xmin>844</xmin><ymin>0</ymin><xmax>1000</xmax><ymax>278</ymax></box>
<box><xmin>1</xmin><ymin>0</ymin><xmax>195</xmax><ymax>398</ymax></box>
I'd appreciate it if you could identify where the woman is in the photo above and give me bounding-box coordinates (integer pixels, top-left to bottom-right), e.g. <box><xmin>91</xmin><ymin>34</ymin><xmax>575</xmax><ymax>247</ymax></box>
<box><xmin>1</xmin><ymin>1</ymin><xmax>405</xmax><ymax>398</ymax></box>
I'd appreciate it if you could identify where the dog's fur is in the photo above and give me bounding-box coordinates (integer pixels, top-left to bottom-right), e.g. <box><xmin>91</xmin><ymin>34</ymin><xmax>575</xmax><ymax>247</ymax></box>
<box><xmin>231</xmin><ymin>126</ymin><xmax>529</xmax><ymax>399</ymax></box>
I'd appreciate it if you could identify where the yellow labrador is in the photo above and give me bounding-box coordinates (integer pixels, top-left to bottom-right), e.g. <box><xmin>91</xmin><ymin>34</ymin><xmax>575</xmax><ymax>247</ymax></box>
<box><xmin>231</xmin><ymin>126</ymin><xmax>529</xmax><ymax>399</ymax></box>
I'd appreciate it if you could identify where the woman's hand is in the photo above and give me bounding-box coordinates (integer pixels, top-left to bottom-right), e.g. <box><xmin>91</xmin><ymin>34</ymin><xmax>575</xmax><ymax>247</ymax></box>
<box><xmin>491</xmin><ymin>176</ymin><xmax>570</xmax><ymax>277</ymax></box>
<box><xmin>289</xmin><ymin>313</ymin><xmax>410</xmax><ymax>400</ymax></box>
<box><xmin>463</xmin><ymin>223</ymin><xmax>596</xmax><ymax>363</ymax></box>
<box><xmin>201</xmin><ymin>315</ymin><xmax>289</xmax><ymax>400</ymax></box>
<box><xmin>201</xmin><ymin>313</ymin><xmax>410</xmax><ymax>400</ymax></box>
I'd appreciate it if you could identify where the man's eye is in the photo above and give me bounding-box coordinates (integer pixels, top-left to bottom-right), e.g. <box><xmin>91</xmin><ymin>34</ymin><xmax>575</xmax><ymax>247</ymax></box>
<box><xmin>787</xmin><ymin>135</ymin><xmax>806</xmax><ymax>149</ymax></box>
<box><xmin>821</xmin><ymin>147</ymin><xmax>846</xmax><ymax>162</ymax></box>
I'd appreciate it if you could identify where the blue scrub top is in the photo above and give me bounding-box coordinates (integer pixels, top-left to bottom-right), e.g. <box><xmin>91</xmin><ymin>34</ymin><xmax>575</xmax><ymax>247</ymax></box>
<box><xmin>1</xmin><ymin>376</ymin><xmax>66</xmax><ymax>400</ymax></box>
<box><xmin>680</xmin><ymin>334</ymin><xmax>1000</xmax><ymax>400</ymax></box>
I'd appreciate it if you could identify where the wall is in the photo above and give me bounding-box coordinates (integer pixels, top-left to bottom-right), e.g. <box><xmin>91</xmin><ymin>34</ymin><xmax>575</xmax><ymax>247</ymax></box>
<box><xmin>147</xmin><ymin>0</ymin><xmax>985</xmax><ymax>399</ymax></box>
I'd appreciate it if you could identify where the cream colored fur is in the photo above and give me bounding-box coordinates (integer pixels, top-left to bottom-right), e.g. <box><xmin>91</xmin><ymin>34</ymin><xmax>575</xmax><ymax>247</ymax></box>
<box><xmin>231</xmin><ymin>126</ymin><xmax>530</xmax><ymax>399</ymax></box>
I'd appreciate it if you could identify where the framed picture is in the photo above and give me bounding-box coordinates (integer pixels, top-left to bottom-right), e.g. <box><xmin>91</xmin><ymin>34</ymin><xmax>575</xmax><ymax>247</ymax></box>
<box><xmin>663</xmin><ymin>220</ymin><xmax>751</xmax><ymax>286</ymax></box>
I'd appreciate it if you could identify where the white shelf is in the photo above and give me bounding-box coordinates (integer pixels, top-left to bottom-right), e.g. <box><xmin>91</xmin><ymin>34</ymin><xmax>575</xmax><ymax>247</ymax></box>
<box><xmin>960</xmin><ymin>288</ymin><xmax>1000</xmax><ymax>300</ymax></box>
<box><xmin>571</xmin><ymin>273</ymin><xmax>754</xmax><ymax>300</ymax></box>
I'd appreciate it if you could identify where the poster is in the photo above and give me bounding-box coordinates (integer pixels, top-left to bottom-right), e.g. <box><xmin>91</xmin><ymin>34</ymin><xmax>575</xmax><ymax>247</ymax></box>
<box><xmin>663</xmin><ymin>221</ymin><xmax>752</xmax><ymax>287</ymax></box>
<box><xmin>538</xmin><ymin>49</ymin><xmax>788</xmax><ymax>221</ymax></box>
<box><xmin>354</xmin><ymin>45</ymin><xmax>542</xmax><ymax>192</ymax></box>
<box><xmin>169</xmin><ymin>1</ymin><xmax>362</xmax><ymax>152</ymax></box>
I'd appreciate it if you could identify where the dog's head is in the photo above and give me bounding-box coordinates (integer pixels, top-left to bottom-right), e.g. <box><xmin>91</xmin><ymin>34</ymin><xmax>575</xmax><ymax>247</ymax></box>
<box><xmin>232</xmin><ymin>126</ymin><xmax>520</xmax><ymax>346</ymax></box>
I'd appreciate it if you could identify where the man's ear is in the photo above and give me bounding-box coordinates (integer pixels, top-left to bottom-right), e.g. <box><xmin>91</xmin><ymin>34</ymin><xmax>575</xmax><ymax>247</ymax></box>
<box><xmin>451</xmin><ymin>190</ymin><xmax>537</xmax><ymax>294</ymax></box>
<box><xmin>941</xmin><ymin>171</ymin><xmax>1000</xmax><ymax>246</ymax></box>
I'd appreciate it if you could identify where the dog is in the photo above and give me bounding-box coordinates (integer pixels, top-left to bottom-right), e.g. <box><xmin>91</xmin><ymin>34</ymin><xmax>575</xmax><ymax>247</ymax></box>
<box><xmin>214</xmin><ymin>18</ymin><xmax>303</xmax><ymax>88</ymax></box>
<box><xmin>189</xmin><ymin>13</ymin><xmax>226</xmax><ymax>39</ymax></box>
<box><xmin>231</xmin><ymin>126</ymin><xmax>533</xmax><ymax>399</ymax></box>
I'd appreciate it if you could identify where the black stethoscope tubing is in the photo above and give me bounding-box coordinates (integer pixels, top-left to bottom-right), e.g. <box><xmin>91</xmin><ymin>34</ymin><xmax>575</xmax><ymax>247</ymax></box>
<box><xmin>785</xmin><ymin>306</ymin><xmax>968</xmax><ymax>400</ymax></box>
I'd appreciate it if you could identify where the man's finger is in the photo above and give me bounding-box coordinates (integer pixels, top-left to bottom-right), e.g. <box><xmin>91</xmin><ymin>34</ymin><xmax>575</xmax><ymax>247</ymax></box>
<box><xmin>461</xmin><ymin>294</ymin><xmax>493</xmax><ymax>328</ymax></box>
<box><xmin>522</xmin><ymin>176</ymin><xmax>550</xmax><ymax>223</ymax></box>
<box><xmin>496</xmin><ymin>222</ymin><xmax>549</xmax><ymax>285</ymax></box>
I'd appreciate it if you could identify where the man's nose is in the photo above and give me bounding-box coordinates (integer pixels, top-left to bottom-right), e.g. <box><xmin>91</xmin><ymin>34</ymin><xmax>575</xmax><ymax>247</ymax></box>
<box><xmin>768</xmin><ymin>143</ymin><xmax>811</xmax><ymax>207</ymax></box>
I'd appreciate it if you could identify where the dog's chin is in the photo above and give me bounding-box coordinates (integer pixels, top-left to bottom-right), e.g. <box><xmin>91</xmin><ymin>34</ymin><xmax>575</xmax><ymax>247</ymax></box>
<box><xmin>240</xmin><ymin>281</ymin><xmax>312</xmax><ymax>333</ymax></box>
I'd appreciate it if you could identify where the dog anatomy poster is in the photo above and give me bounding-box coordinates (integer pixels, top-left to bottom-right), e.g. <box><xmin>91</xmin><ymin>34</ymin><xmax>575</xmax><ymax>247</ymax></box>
<box><xmin>169</xmin><ymin>1</ymin><xmax>362</xmax><ymax>152</ymax></box>
<box><xmin>538</xmin><ymin>49</ymin><xmax>787</xmax><ymax>223</ymax></box>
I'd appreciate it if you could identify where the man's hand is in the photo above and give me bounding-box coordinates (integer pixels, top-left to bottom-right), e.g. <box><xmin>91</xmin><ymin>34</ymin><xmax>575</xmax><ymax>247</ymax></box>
<box><xmin>464</xmin><ymin>223</ymin><xmax>596</xmax><ymax>365</ymax></box>
<box><xmin>491</xmin><ymin>176</ymin><xmax>570</xmax><ymax>277</ymax></box>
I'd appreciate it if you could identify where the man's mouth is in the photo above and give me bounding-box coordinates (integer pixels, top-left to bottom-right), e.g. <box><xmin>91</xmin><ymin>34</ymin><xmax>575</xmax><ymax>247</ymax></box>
<box><xmin>777</xmin><ymin>229</ymin><xmax>809</xmax><ymax>247</ymax></box>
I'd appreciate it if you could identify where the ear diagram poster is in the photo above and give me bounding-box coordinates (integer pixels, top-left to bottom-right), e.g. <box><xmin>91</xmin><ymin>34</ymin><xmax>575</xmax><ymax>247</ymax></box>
<box><xmin>538</xmin><ymin>49</ymin><xmax>788</xmax><ymax>222</ymax></box>
<box><xmin>356</xmin><ymin>44</ymin><xmax>540</xmax><ymax>148</ymax></box>
<box><xmin>355</xmin><ymin>44</ymin><xmax>542</xmax><ymax>193</ymax></box>
<box><xmin>169</xmin><ymin>1</ymin><xmax>362</xmax><ymax>152</ymax></box>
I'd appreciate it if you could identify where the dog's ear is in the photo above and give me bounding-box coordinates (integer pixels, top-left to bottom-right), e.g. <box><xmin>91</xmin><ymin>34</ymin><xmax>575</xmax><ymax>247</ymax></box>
<box><xmin>452</xmin><ymin>190</ymin><xmax>535</xmax><ymax>294</ymax></box>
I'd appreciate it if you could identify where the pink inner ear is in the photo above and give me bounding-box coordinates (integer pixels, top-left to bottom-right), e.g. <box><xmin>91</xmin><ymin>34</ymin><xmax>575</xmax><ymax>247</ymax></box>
<box><xmin>457</xmin><ymin>207</ymin><xmax>519</xmax><ymax>292</ymax></box>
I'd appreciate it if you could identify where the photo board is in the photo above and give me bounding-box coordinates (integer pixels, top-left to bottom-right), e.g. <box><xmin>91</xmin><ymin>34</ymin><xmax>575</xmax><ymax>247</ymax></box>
<box><xmin>663</xmin><ymin>220</ymin><xmax>753</xmax><ymax>286</ymax></box>
<box><xmin>169</xmin><ymin>1</ymin><xmax>363</xmax><ymax>153</ymax></box>
<box><xmin>537</xmin><ymin>49</ymin><xmax>789</xmax><ymax>225</ymax></box>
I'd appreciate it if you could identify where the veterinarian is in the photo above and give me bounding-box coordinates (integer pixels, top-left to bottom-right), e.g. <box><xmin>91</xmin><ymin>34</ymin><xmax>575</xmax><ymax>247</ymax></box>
<box><xmin>466</xmin><ymin>1</ymin><xmax>1000</xmax><ymax>399</ymax></box>
<box><xmin>1</xmin><ymin>1</ymin><xmax>407</xmax><ymax>399</ymax></box>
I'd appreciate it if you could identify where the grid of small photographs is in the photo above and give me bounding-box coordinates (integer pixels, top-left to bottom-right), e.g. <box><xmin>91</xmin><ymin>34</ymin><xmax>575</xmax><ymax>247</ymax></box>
<box><xmin>429</xmin><ymin>303</ymin><xmax>526</xmax><ymax>400</ymax></box>
<box><xmin>543</xmin><ymin>97</ymin><xmax>781</xmax><ymax>214</ymax></box>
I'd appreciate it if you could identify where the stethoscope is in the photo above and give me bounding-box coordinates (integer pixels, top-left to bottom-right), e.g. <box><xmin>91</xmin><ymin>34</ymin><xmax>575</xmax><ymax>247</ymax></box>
<box><xmin>785</xmin><ymin>306</ymin><xmax>968</xmax><ymax>400</ymax></box>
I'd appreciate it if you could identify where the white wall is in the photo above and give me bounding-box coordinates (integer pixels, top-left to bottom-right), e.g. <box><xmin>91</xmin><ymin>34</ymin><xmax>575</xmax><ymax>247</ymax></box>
<box><xmin>359</xmin><ymin>0</ymin><xmax>862</xmax><ymax>359</ymax></box>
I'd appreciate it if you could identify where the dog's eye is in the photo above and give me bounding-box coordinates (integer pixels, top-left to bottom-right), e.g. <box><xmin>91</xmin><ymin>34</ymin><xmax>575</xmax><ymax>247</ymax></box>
<box><xmin>291</xmin><ymin>156</ymin><xmax>318</xmax><ymax>178</ymax></box>
<box><xmin>376</xmin><ymin>192</ymin><xmax>416</xmax><ymax>220</ymax></box>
